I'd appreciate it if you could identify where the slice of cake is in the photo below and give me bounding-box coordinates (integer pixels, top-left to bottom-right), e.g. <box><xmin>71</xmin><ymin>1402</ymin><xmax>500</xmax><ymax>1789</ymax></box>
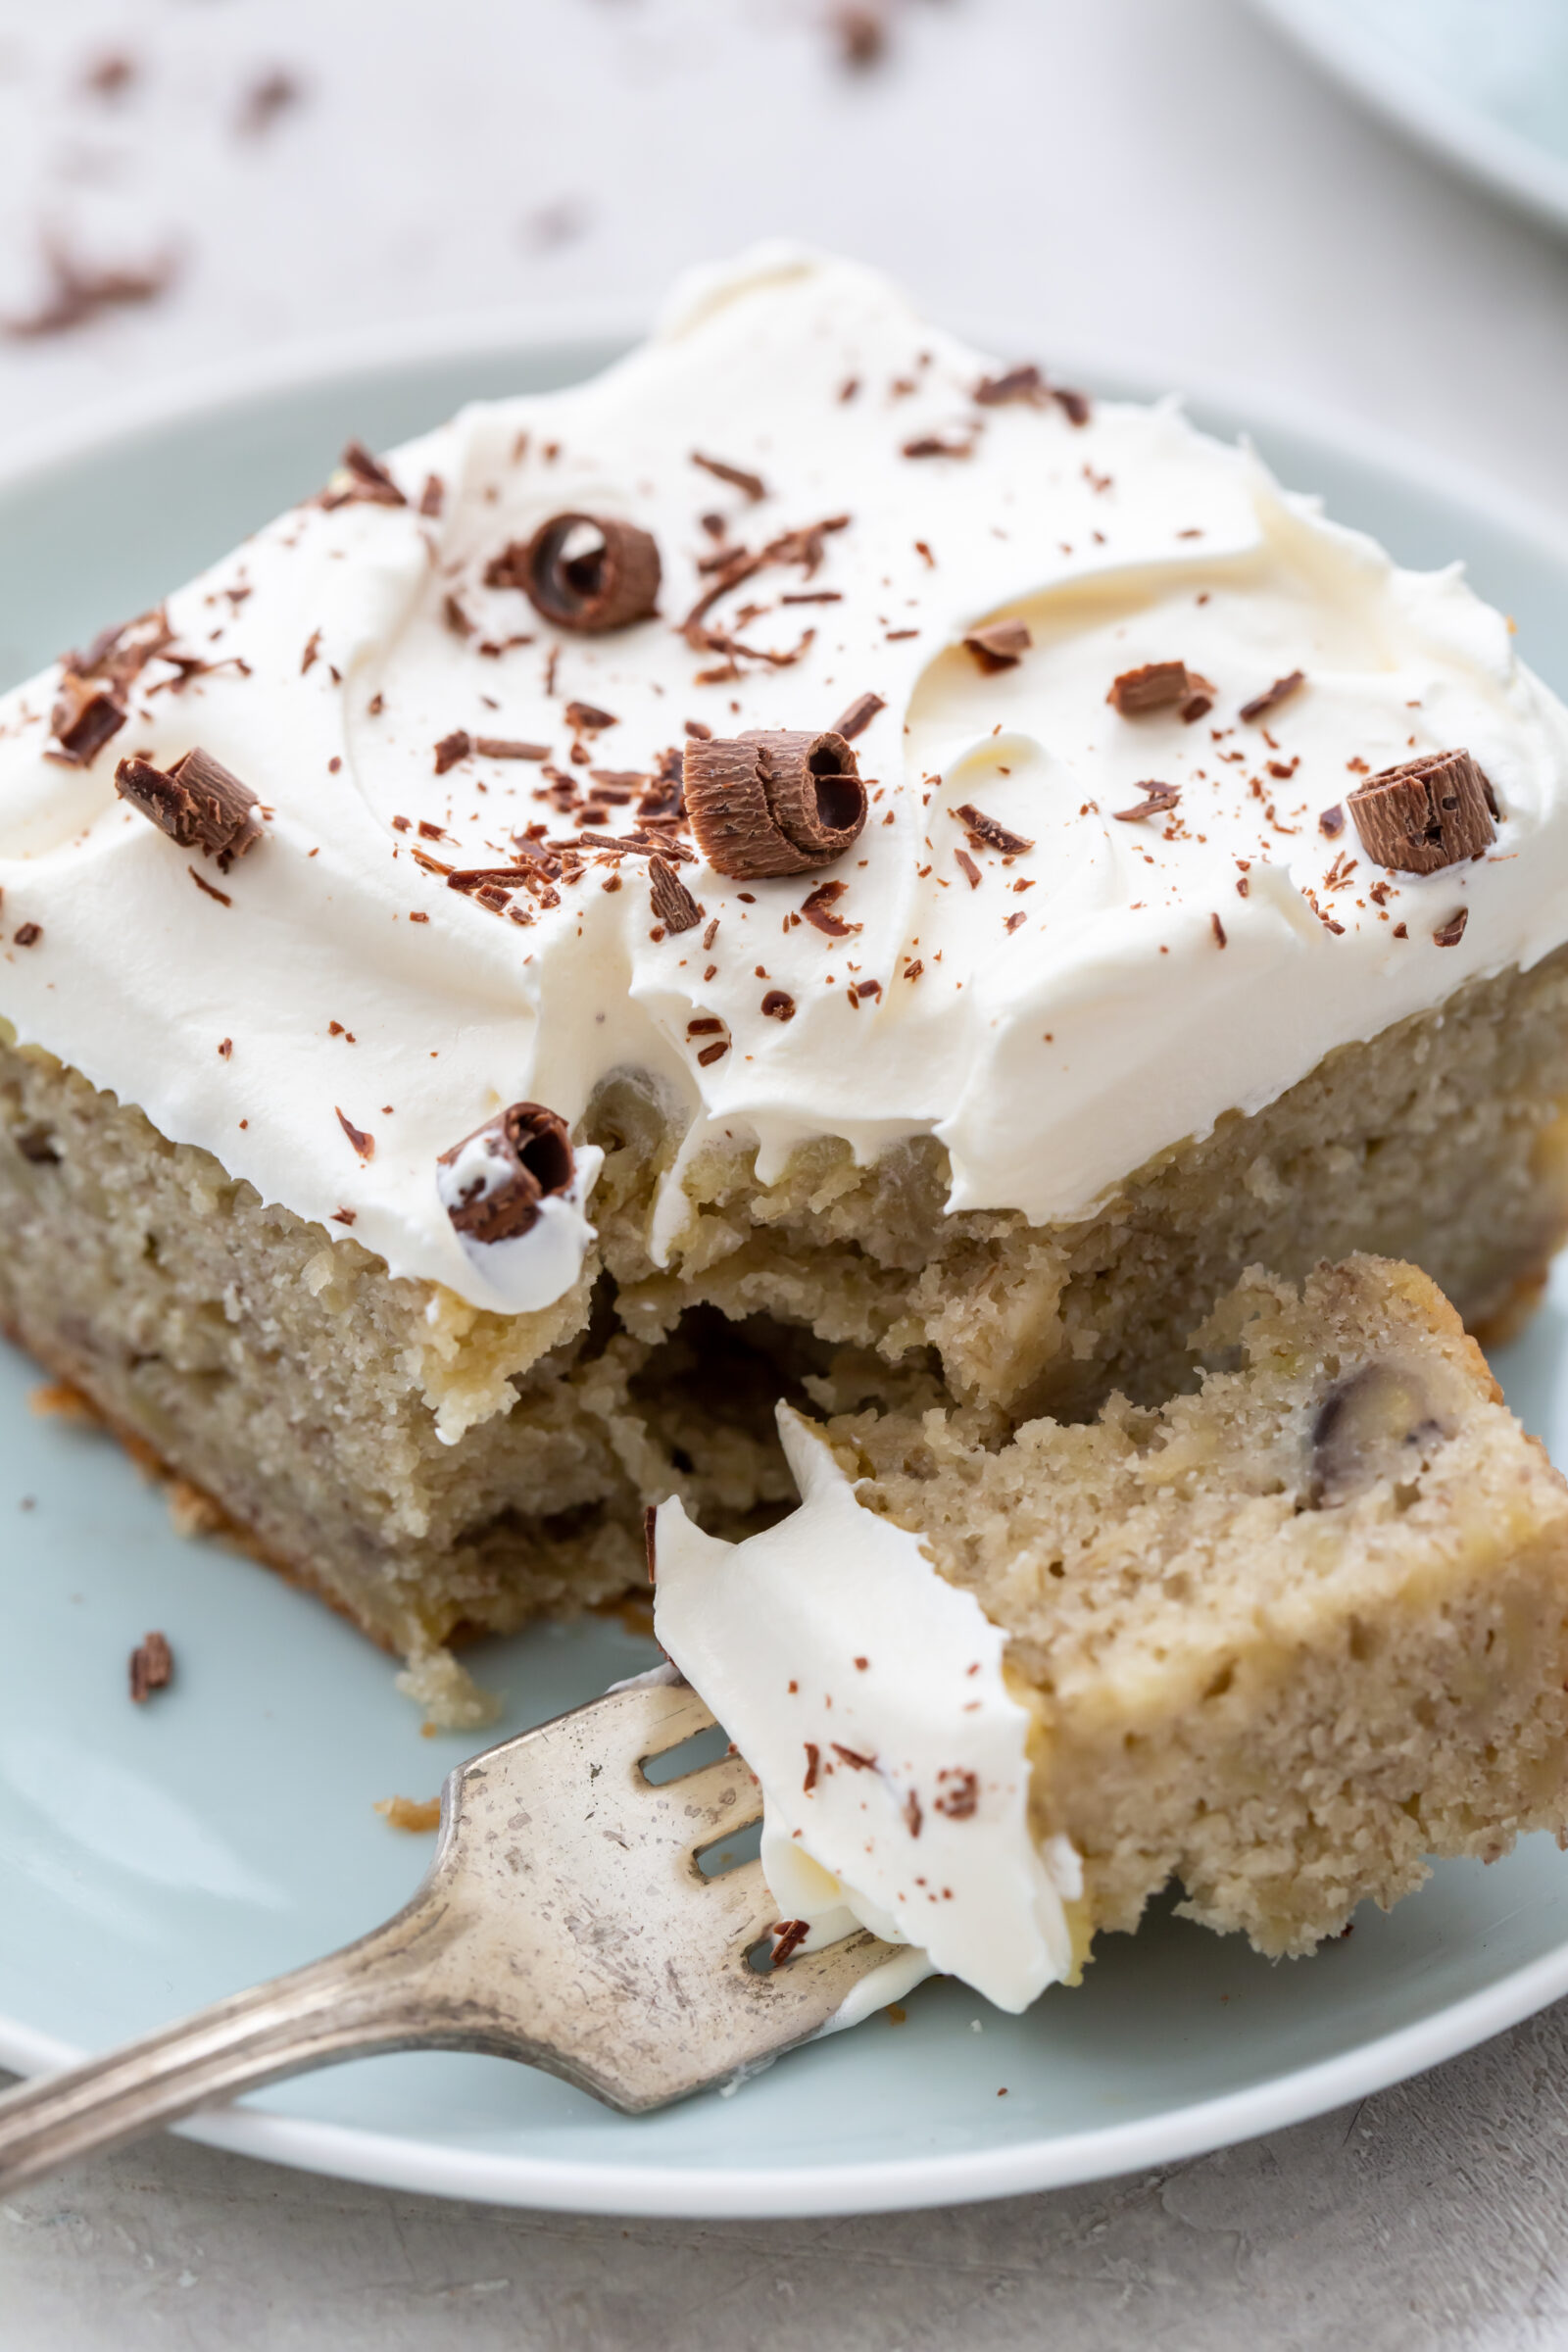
<box><xmin>3</xmin><ymin>247</ymin><xmax>1568</xmax><ymax>1731</ymax></box>
<box><xmin>655</xmin><ymin>1256</ymin><xmax>1568</xmax><ymax>1999</ymax></box>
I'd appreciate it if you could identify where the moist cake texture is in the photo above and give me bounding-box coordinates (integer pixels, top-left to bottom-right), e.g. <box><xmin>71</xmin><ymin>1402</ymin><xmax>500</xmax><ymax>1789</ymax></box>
<box><xmin>657</xmin><ymin>1256</ymin><xmax>1568</xmax><ymax>1990</ymax></box>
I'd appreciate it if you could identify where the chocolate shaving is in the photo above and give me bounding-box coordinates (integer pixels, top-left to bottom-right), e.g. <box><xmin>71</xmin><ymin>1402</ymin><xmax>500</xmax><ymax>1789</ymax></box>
<box><xmin>1113</xmin><ymin>783</ymin><xmax>1179</xmax><ymax>823</ymax></box>
<box><xmin>934</xmin><ymin>1768</ymin><xmax>978</xmax><ymax>1819</ymax></box>
<box><xmin>13</xmin><ymin>922</ymin><xmax>41</xmax><ymax>947</ymax></box>
<box><xmin>128</xmin><ymin>1631</ymin><xmax>173</xmax><ymax>1703</ymax></box>
<box><xmin>6</xmin><ymin>235</ymin><xmax>175</xmax><ymax>340</ymax></box>
<box><xmin>1319</xmin><ymin>805</ymin><xmax>1345</xmax><ymax>839</ymax></box>
<box><xmin>1347</xmin><ymin>749</ymin><xmax>1495</xmax><ymax>875</ymax></box>
<box><xmin>1240</xmin><ymin>669</ymin><xmax>1305</xmax><ymax>723</ymax></box>
<box><xmin>833</xmin><ymin>691</ymin><xmax>884</xmax><ymax>742</ymax></box>
<box><xmin>684</xmin><ymin>730</ymin><xmax>866</xmax><ymax>879</ymax></box>
<box><xmin>188</xmin><ymin>866</ymin><xmax>231</xmax><ymax>906</ymax></box>
<box><xmin>474</xmin><ymin>736</ymin><xmax>548</xmax><ymax>760</ymax></box>
<box><xmin>335</xmin><ymin>1106</ymin><xmax>374</xmax><ymax>1161</ymax></box>
<box><xmin>761</xmin><ymin>989</ymin><xmax>796</xmax><ymax>1020</ymax></box>
<box><xmin>678</xmin><ymin>514</ymin><xmax>849</xmax><ymax>636</ymax></box>
<box><xmin>419</xmin><ymin>473</ymin><xmax>445</xmax><ymax>518</ymax></box>
<box><xmin>972</xmin><ymin>364</ymin><xmax>1049</xmax><ymax>407</ymax></box>
<box><xmin>433</xmin><ymin>729</ymin><xmax>471</xmax><ymax>774</ymax></box>
<box><xmin>564</xmin><ymin>700</ymin><xmax>616</xmax><ymax>733</ymax></box>
<box><xmin>832</xmin><ymin>1742</ymin><xmax>876</xmax><ymax>1771</ymax></box>
<box><xmin>569</xmin><ymin>831</ymin><xmax>694</xmax><ymax>861</ymax></box>
<box><xmin>770</xmin><ymin>1918</ymin><xmax>811</xmax><ymax>1965</ymax></box>
<box><xmin>963</xmin><ymin>621</ymin><xmax>1031</xmax><ymax>673</ymax></box>
<box><xmin>649</xmin><ymin>856</ymin><xmax>703</xmax><ymax>934</ymax></box>
<box><xmin>319</xmin><ymin>440</ymin><xmax>407</xmax><ymax>510</ymax></box>
<box><xmin>902</xmin><ymin>434</ymin><xmax>975</xmax><ymax>461</ymax></box>
<box><xmin>955</xmin><ymin>848</ymin><xmax>981</xmax><ymax>890</ymax></box>
<box><xmin>800</xmin><ymin>878</ymin><xmax>861</xmax><ymax>937</ymax></box>
<box><xmin>439</xmin><ymin>1102</ymin><xmax>573</xmax><ymax>1243</ymax></box>
<box><xmin>1434</xmin><ymin>907</ymin><xmax>1469</xmax><ymax>948</ymax></box>
<box><xmin>644</xmin><ymin>1503</ymin><xmax>658</xmax><ymax>1585</ymax></box>
<box><xmin>803</xmin><ymin>1740</ymin><xmax>820</xmax><ymax>1791</ymax></box>
<box><xmin>1107</xmin><ymin>662</ymin><xmax>1197</xmax><ymax>714</ymax></box>
<box><xmin>954</xmin><ymin>803</ymin><xmax>1034</xmax><ymax>856</ymax></box>
<box><xmin>50</xmin><ymin>606</ymin><xmax>173</xmax><ymax>764</ymax></box>
<box><xmin>496</xmin><ymin>513</ymin><xmax>662</xmax><ymax>633</ymax></box>
<box><xmin>691</xmin><ymin>451</ymin><xmax>766</xmax><ymax>502</ymax></box>
<box><xmin>115</xmin><ymin>747</ymin><xmax>263</xmax><ymax>870</ymax></box>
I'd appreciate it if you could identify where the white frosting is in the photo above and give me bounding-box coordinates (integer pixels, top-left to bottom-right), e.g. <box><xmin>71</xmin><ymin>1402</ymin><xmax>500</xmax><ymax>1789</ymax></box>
<box><xmin>2</xmin><ymin>243</ymin><xmax>1567</xmax><ymax>1312</ymax></box>
<box><xmin>652</xmin><ymin>1408</ymin><xmax>1078</xmax><ymax>2013</ymax></box>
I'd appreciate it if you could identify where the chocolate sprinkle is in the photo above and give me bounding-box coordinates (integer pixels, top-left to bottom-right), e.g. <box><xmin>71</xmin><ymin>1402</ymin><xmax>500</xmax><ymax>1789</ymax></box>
<box><xmin>962</xmin><ymin>620</ymin><xmax>1031</xmax><ymax>673</ymax></box>
<box><xmin>497</xmin><ymin>513</ymin><xmax>662</xmax><ymax>634</ymax></box>
<box><xmin>648</xmin><ymin>855</ymin><xmax>704</xmax><ymax>934</ymax></box>
<box><xmin>440</xmin><ymin>1102</ymin><xmax>574</xmax><ymax>1244</ymax></box>
<box><xmin>1348</xmin><ymin>749</ymin><xmax>1495</xmax><ymax>875</ymax></box>
<box><xmin>115</xmin><ymin>747</ymin><xmax>263</xmax><ymax>870</ymax></box>
<box><xmin>1240</xmin><ymin>669</ymin><xmax>1305</xmax><ymax>723</ymax></box>
<box><xmin>760</xmin><ymin>989</ymin><xmax>796</xmax><ymax>1020</ymax></box>
<box><xmin>473</xmin><ymin>736</ymin><xmax>549</xmax><ymax>760</ymax></box>
<box><xmin>685</xmin><ymin>729</ymin><xmax>866</xmax><ymax>880</ymax></box>
<box><xmin>433</xmin><ymin>729</ymin><xmax>471</xmax><ymax>774</ymax></box>
<box><xmin>320</xmin><ymin>441</ymin><xmax>407</xmax><ymax>510</ymax></box>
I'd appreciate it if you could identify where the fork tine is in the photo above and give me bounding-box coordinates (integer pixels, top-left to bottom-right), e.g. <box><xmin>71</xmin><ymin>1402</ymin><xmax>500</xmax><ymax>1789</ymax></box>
<box><xmin>666</xmin><ymin>1753</ymin><xmax>764</xmax><ymax>1843</ymax></box>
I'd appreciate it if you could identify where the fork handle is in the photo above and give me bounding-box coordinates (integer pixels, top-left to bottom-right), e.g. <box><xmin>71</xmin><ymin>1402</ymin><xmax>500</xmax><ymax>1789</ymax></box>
<box><xmin>0</xmin><ymin>1894</ymin><xmax>472</xmax><ymax>2191</ymax></box>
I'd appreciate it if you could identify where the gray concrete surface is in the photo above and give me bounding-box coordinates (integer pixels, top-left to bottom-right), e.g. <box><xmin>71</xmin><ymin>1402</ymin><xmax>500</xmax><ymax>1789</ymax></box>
<box><xmin>6</xmin><ymin>1</ymin><xmax>1568</xmax><ymax>2343</ymax></box>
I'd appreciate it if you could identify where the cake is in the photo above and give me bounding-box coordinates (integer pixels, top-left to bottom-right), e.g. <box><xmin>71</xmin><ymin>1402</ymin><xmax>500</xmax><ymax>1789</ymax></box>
<box><xmin>3</xmin><ymin>245</ymin><xmax>1568</xmax><ymax>1996</ymax></box>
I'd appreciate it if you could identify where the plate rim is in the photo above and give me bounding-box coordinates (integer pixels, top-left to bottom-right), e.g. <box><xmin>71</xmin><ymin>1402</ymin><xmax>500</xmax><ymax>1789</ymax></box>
<box><xmin>4</xmin><ymin>306</ymin><xmax>1568</xmax><ymax>2216</ymax></box>
<box><xmin>1248</xmin><ymin>0</ymin><xmax>1568</xmax><ymax>237</ymax></box>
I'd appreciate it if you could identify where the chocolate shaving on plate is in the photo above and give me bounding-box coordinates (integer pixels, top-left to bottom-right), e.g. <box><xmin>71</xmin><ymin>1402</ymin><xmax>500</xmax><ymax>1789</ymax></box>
<box><xmin>684</xmin><ymin>729</ymin><xmax>867</xmax><ymax>879</ymax></box>
<box><xmin>962</xmin><ymin>621</ymin><xmax>1031</xmax><ymax>673</ymax></box>
<box><xmin>128</xmin><ymin>1631</ymin><xmax>173</xmax><ymax>1703</ymax></box>
<box><xmin>648</xmin><ymin>855</ymin><xmax>703</xmax><ymax>934</ymax></box>
<box><xmin>115</xmin><ymin>747</ymin><xmax>263</xmax><ymax>870</ymax></box>
<box><xmin>954</xmin><ymin>803</ymin><xmax>1034</xmax><ymax>856</ymax></box>
<box><xmin>439</xmin><ymin>1102</ymin><xmax>574</xmax><ymax>1244</ymax></box>
<box><xmin>1347</xmin><ymin>749</ymin><xmax>1496</xmax><ymax>875</ymax></box>
<box><xmin>1239</xmin><ymin>669</ymin><xmax>1305</xmax><ymax>724</ymax></box>
<box><xmin>494</xmin><ymin>513</ymin><xmax>662</xmax><ymax>634</ymax></box>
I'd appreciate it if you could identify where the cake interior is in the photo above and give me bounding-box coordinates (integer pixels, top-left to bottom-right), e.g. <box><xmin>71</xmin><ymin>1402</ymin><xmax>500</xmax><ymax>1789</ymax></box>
<box><xmin>3</xmin><ymin>943</ymin><xmax>1568</xmax><ymax>1750</ymax></box>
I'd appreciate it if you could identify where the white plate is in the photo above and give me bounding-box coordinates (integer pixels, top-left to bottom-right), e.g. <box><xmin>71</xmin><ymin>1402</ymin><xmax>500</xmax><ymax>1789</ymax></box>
<box><xmin>1250</xmin><ymin>0</ymin><xmax>1568</xmax><ymax>235</ymax></box>
<box><xmin>4</xmin><ymin>325</ymin><xmax>1568</xmax><ymax>2219</ymax></box>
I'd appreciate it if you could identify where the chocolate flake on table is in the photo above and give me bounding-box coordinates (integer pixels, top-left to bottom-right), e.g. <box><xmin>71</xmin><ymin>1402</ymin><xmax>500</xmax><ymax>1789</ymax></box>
<box><xmin>474</xmin><ymin>736</ymin><xmax>548</xmax><ymax>760</ymax></box>
<box><xmin>50</xmin><ymin>606</ymin><xmax>173</xmax><ymax>765</ymax></box>
<box><xmin>649</xmin><ymin>856</ymin><xmax>703</xmax><ymax>934</ymax></box>
<box><xmin>440</xmin><ymin>1102</ymin><xmax>574</xmax><ymax>1244</ymax></box>
<box><xmin>1434</xmin><ymin>907</ymin><xmax>1469</xmax><ymax>948</ymax></box>
<box><xmin>1107</xmin><ymin>662</ymin><xmax>1207</xmax><ymax>715</ymax></box>
<box><xmin>128</xmin><ymin>1630</ymin><xmax>173</xmax><ymax>1704</ymax></box>
<box><xmin>954</xmin><ymin>803</ymin><xmax>1033</xmax><ymax>856</ymax></box>
<box><xmin>319</xmin><ymin>440</ymin><xmax>407</xmax><ymax>510</ymax></box>
<box><xmin>684</xmin><ymin>730</ymin><xmax>866</xmax><ymax>879</ymax></box>
<box><xmin>1112</xmin><ymin>782</ymin><xmax>1180</xmax><ymax>823</ymax></box>
<box><xmin>493</xmin><ymin>513</ymin><xmax>662</xmax><ymax>633</ymax></box>
<box><xmin>1347</xmin><ymin>749</ymin><xmax>1495</xmax><ymax>875</ymax></box>
<box><xmin>801</xmin><ymin>878</ymin><xmax>861</xmax><ymax>937</ymax></box>
<box><xmin>1239</xmin><ymin>669</ymin><xmax>1305</xmax><ymax>724</ymax></box>
<box><xmin>770</xmin><ymin>1918</ymin><xmax>811</xmax><ymax>1965</ymax></box>
<box><xmin>832</xmin><ymin>691</ymin><xmax>884</xmax><ymax>743</ymax></box>
<box><xmin>115</xmin><ymin>747</ymin><xmax>263</xmax><ymax>869</ymax></box>
<box><xmin>5</xmin><ymin>234</ymin><xmax>175</xmax><ymax>340</ymax></box>
<box><xmin>433</xmin><ymin>728</ymin><xmax>471</xmax><ymax>774</ymax></box>
<box><xmin>962</xmin><ymin>621</ymin><xmax>1031</xmax><ymax>673</ymax></box>
<box><xmin>691</xmin><ymin>451</ymin><xmax>767</xmax><ymax>502</ymax></box>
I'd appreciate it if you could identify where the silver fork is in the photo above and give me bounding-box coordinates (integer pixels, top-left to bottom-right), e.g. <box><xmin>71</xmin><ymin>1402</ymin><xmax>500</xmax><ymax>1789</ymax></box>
<box><xmin>0</xmin><ymin>1670</ymin><xmax>894</xmax><ymax>2189</ymax></box>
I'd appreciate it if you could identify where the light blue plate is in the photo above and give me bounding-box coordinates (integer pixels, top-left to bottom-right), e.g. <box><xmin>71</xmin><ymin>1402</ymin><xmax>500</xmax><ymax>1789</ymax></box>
<box><xmin>1251</xmin><ymin>0</ymin><xmax>1568</xmax><ymax>235</ymax></box>
<box><xmin>4</xmin><ymin>328</ymin><xmax>1568</xmax><ymax>2217</ymax></box>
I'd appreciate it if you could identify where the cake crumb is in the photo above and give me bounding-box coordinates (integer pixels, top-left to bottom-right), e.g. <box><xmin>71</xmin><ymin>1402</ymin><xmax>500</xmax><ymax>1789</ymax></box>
<box><xmin>129</xmin><ymin>1631</ymin><xmax>173</xmax><ymax>1703</ymax></box>
<box><xmin>374</xmin><ymin>1794</ymin><xmax>441</xmax><ymax>1833</ymax></box>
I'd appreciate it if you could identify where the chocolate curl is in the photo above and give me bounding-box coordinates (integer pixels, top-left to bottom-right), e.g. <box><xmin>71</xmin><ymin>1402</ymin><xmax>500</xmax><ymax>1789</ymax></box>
<box><xmin>439</xmin><ymin>1102</ymin><xmax>574</xmax><ymax>1245</ymax></box>
<box><xmin>684</xmin><ymin>729</ymin><xmax>866</xmax><ymax>879</ymax></box>
<box><xmin>963</xmin><ymin>621</ymin><xmax>1032</xmax><ymax>673</ymax></box>
<box><xmin>50</xmin><ymin>671</ymin><xmax>127</xmax><ymax>764</ymax></box>
<box><xmin>114</xmin><ymin>746</ymin><xmax>263</xmax><ymax>871</ymax></box>
<box><xmin>503</xmin><ymin>513</ymin><xmax>661</xmax><ymax>633</ymax></box>
<box><xmin>1348</xmin><ymin>750</ymin><xmax>1496</xmax><ymax>875</ymax></box>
